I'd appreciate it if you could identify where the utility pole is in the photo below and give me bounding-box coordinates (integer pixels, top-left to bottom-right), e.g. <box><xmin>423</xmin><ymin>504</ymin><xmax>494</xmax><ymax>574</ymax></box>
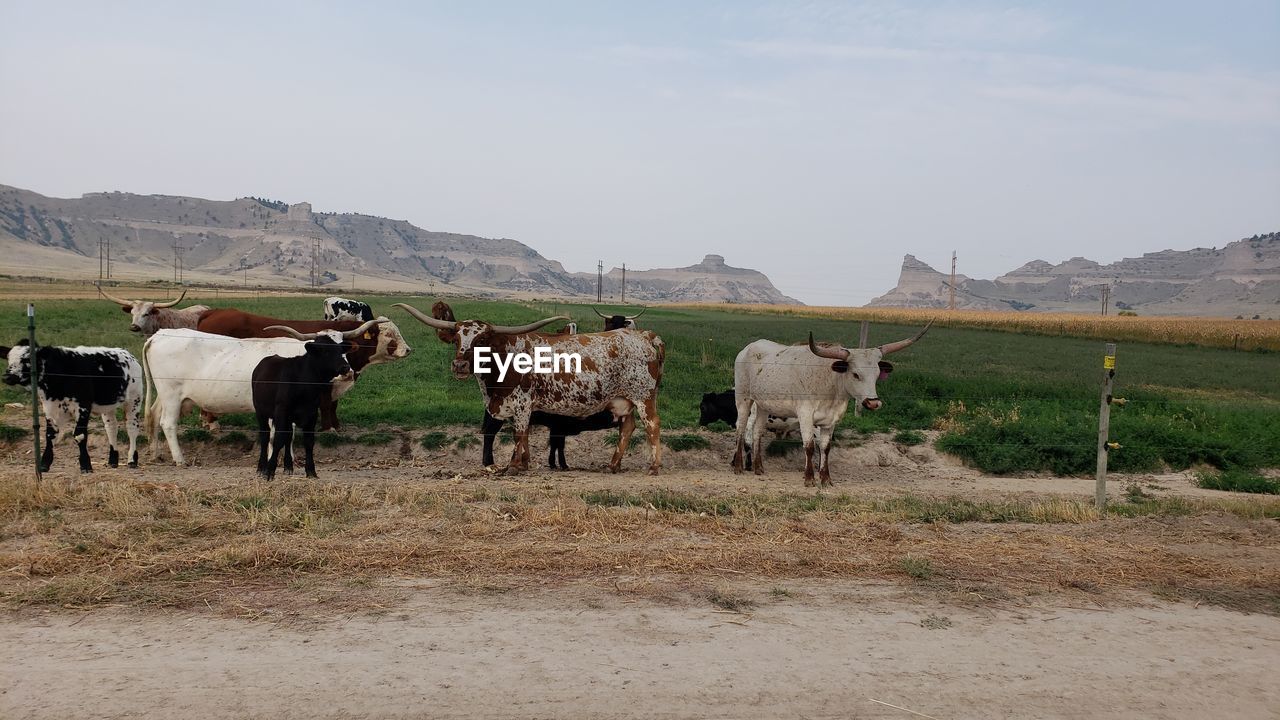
<box><xmin>949</xmin><ymin>251</ymin><xmax>957</xmax><ymax>311</ymax></box>
<box><xmin>311</xmin><ymin>240</ymin><xmax>318</xmax><ymax>288</ymax></box>
<box><xmin>1100</xmin><ymin>285</ymin><xmax>1111</xmax><ymax>316</ymax></box>
<box><xmin>99</xmin><ymin>238</ymin><xmax>104</xmax><ymax>280</ymax></box>
<box><xmin>597</xmin><ymin>260</ymin><xmax>603</xmax><ymax>303</ymax></box>
<box><xmin>621</xmin><ymin>263</ymin><xmax>626</xmax><ymax>303</ymax></box>
<box><xmin>172</xmin><ymin>240</ymin><xmax>184</xmax><ymax>284</ymax></box>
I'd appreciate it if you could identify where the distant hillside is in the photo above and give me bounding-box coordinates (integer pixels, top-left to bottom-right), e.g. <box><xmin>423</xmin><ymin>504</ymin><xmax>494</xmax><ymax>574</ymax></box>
<box><xmin>868</xmin><ymin>233</ymin><xmax>1280</xmax><ymax>317</ymax></box>
<box><xmin>0</xmin><ymin>184</ymin><xmax>798</xmax><ymax>304</ymax></box>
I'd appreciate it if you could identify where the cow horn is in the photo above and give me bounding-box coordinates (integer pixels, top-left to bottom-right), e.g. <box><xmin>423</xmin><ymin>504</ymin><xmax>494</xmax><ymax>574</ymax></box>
<box><xmin>878</xmin><ymin>319</ymin><xmax>935</xmax><ymax>355</ymax></box>
<box><xmin>808</xmin><ymin>332</ymin><xmax>850</xmax><ymax>360</ymax></box>
<box><xmin>393</xmin><ymin>303</ymin><xmax>457</xmax><ymax>331</ymax></box>
<box><xmin>96</xmin><ymin>284</ymin><xmax>135</xmax><ymax>307</ymax></box>
<box><xmin>265</xmin><ymin>325</ymin><xmax>319</xmax><ymax>341</ymax></box>
<box><xmin>625</xmin><ymin>307</ymin><xmax>647</xmax><ymax>320</ymax></box>
<box><xmin>592</xmin><ymin>307</ymin><xmax>609</xmax><ymax>319</ymax></box>
<box><xmin>153</xmin><ymin>289</ymin><xmax>187</xmax><ymax>308</ymax></box>
<box><xmin>340</xmin><ymin>317</ymin><xmax>386</xmax><ymax>340</ymax></box>
<box><xmin>491</xmin><ymin>316</ymin><xmax>570</xmax><ymax>335</ymax></box>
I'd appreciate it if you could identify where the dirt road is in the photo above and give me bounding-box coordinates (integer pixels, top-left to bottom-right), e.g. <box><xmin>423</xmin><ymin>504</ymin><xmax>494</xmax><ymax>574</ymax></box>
<box><xmin>4</xmin><ymin>583</ymin><xmax>1278</xmax><ymax>720</ymax></box>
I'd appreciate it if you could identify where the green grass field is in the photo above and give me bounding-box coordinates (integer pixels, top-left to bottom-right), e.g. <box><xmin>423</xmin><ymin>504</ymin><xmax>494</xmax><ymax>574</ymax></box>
<box><xmin>2</xmin><ymin>295</ymin><xmax>1277</xmax><ymax>478</ymax></box>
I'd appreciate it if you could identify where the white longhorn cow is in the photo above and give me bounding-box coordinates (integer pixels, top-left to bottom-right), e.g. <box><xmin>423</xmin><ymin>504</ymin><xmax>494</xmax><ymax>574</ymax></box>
<box><xmin>732</xmin><ymin>321</ymin><xmax>932</xmax><ymax>486</ymax></box>
<box><xmin>98</xmin><ymin>286</ymin><xmax>210</xmax><ymax>335</ymax></box>
<box><xmin>142</xmin><ymin>319</ymin><xmax>384</xmax><ymax>465</ymax></box>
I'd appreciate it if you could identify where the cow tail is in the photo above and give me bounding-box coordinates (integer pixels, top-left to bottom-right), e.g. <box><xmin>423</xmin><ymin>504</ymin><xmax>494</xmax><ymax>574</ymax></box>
<box><xmin>141</xmin><ymin>336</ymin><xmax>156</xmax><ymax>441</ymax></box>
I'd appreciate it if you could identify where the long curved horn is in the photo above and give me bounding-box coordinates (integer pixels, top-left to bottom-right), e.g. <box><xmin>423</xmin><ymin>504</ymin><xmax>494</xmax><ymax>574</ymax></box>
<box><xmin>592</xmin><ymin>307</ymin><xmax>609</xmax><ymax>319</ymax></box>
<box><xmin>153</xmin><ymin>289</ymin><xmax>187</xmax><ymax>308</ymax></box>
<box><xmin>808</xmin><ymin>332</ymin><xmax>850</xmax><ymax>360</ymax></box>
<box><xmin>265</xmin><ymin>325</ymin><xmax>319</xmax><ymax>341</ymax></box>
<box><xmin>491</xmin><ymin>316</ymin><xmax>570</xmax><ymax>335</ymax></box>
<box><xmin>393</xmin><ymin>303</ymin><xmax>458</xmax><ymax>331</ymax></box>
<box><xmin>625</xmin><ymin>307</ymin><xmax>647</xmax><ymax>320</ymax></box>
<box><xmin>878</xmin><ymin>318</ymin><xmax>935</xmax><ymax>355</ymax></box>
<box><xmin>340</xmin><ymin>317</ymin><xmax>386</xmax><ymax>340</ymax></box>
<box><xmin>97</xmin><ymin>284</ymin><xmax>135</xmax><ymax>307</ymax></box>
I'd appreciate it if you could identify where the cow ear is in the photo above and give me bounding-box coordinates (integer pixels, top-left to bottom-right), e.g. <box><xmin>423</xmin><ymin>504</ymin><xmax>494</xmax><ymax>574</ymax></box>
<box><xmin>0</xmin><ymin>346</ymin><xmax>9</xmax><ymax>357</ymax></box>
<box><xmin>830</xmin><ymin>360</ymin><xmax>850</xmax><ymax>373</ymax></box>
<box><xmin>149</xmin><ymin>307</ymin><xmax>160</xmax><ymax>314</ymax></box>
<box><xmin>878</xmin><ymin>360</ymin><xmax>894</xmax><ymax>380</ymax></box>
<box><xmin>16</xmin><ymin>338</ymin><xmax>30</xmax><ymax>347</ymax></box>
<box><xmin>121</xmin><ymin>306</ymin><xmax>132</xmax><ymax>313</ymax></box>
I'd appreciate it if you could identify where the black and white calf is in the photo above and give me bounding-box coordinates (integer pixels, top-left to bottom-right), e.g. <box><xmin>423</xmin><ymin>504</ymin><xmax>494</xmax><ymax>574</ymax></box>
<box><xmin>2</xmin><ymin>340</ymin><xmax>142</xmax><ymax>472</ymax></box>
<box><xmin>481</xmin><ymin>409</ymin><xmax>620</xmax><ymax>470</ymax></box>
<box><xmin>251</xmin><ymin>327</ymin><xmax>356</xmax><ymax>480</ymax></box>
<box><xmin>323</xmin><ymin>297</ymin><xmax>374</xmax><ymax>323</ymax></box>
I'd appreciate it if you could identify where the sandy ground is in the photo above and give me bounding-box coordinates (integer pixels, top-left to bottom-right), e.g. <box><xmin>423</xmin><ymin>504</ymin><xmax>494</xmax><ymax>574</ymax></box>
<box><xmin>3</xmin><ymin>427</ymin><xmax>1278</xmax><ymax>719</ymax></box>
<box><xmin>4</xmin><ymin>583</ymin><xmax>1278</xmax><ymax>720</ymax></box>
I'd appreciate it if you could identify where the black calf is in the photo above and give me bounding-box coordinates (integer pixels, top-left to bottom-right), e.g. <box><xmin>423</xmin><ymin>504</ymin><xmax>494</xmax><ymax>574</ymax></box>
<box><xmin>482</xmin><ymin>410</ymin><xmax>620</xmax><ymax>470</ymax></box>
<box><xmin>252</xmin><ymin>336</ymin><xmax>354</xmax><ymax>480</ymax></box>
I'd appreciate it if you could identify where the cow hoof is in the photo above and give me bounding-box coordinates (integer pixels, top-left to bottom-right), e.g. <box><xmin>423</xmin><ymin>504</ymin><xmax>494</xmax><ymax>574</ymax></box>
<box><xmin>820</xmin><ymin>479</ymin><xmax>833</xmax><ymax>487</ymax></box>
<box><xmin>804</xmin><ymin>476</ymin><xmax>816</xmax><ymax>487</ymax></box>
<box><xmin>128</xmin><ymin>461</ymin><xmax>139</xmax><ymax>469</ymax></box>
<box><xmin>39</xmin><ymin>465</ymin><xmax>51</xmax><ymax>473</ymax></box>
<box><xmin>647</xmin><ymin>467</ymin><xmax>660</xmax><ymax>476</ymax></box>
<box><xmin>607</xmin><ymin>465</ymin><xmax>622</xmax><ymax>474</ymax></box>
<box><xmin>753</xmin><ymin>467</ymin><xmax>764</xmax><ymax>476</ymax></box>
<box><xmin>732</xmin><ymin>466</ymin><xmax>743</xmax><ymax>475</ymax></box>
<box><xmin>306</xmin><ymin>472</ymin><xmax>319</xmax><ymax>479</ymax></box>
<box><xmin>80</xmin><ymin>467</ymin><xmax>94</xmax><ymax>474</ymax></box>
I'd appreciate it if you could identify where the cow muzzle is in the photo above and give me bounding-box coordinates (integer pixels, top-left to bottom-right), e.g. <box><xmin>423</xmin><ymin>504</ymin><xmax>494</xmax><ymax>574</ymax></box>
<box><xmin>2</xmin><ymin>375</ymin><xmax>18</xmax><ymax>386</ymax></box>
<box><xmin>129</xmin><ymin>325</ymin><xmax>142</xmax><ymax>333</ymax></box>
<box><xmin>451</xmin><ymin>361</ymin><xmax>472</xmax><ymax>379</ymax></box>
<box><xmin>862</xmin><ymin>398</ymin><xmax>882</xmax><ymax>411</ymax></box>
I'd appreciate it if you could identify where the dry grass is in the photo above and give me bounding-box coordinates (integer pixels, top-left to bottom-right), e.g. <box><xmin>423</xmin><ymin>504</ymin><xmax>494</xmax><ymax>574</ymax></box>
<box><xmin>2</xmin><ymin>476</ymin><xmax>1278</xmax><ymax>616</ymax></box>
<box><xmin>678</xmin><ymin>304</ymin><xmax>1280</xmax><ymax>352</ymax></box>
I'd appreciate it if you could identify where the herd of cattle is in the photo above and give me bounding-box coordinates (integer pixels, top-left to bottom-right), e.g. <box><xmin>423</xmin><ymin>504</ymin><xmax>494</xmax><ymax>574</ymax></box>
<box><xmin>2</xmin><ymin>291</ymin><xmax>929</xmax><ymax>486</ymax></box>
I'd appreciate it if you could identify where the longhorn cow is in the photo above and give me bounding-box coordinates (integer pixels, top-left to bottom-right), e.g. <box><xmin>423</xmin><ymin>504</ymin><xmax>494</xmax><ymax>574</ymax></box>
<box><xmin>194</xmin><ymin>308</ymin><xmax>411</xmax><ymax>429</ymax></box>
<box><xmin>97</xmin><ymin>286</ymin><xmax>210</xmax><ymax>335</ymax></box>
<box><xmin>396</xmin><ymin>302</ymin><xmax>666</xmax><ymax>474</ymax></box>
<box><xmin>593</xmin><ymin>306</ymin><xmax>645</xmax><ymax>330</ymax></box>
<box><xmin>142</xmin><ymin>319</ymin><xmax>385</xmax><ymax>465</ymax></box>
<box><xmin>732</xmin><ymin>321</ymin><xmax>932</xmax><ymax>486</ymax></box>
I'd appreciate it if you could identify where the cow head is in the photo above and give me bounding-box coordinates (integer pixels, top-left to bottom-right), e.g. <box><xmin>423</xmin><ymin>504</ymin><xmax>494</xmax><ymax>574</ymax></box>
<box><xmin>393</xmin><ymin>303</ymin><xmax>566</xmax><ymax>380</ymax></box>
<box><xmin>98</xmin><ymin>286</ymin><xmax>188</xmax><ymax>334</ymax></box>
<box><xmin>268</xmin><ymin>319</ymin><xmax>395</xmax><ymax>371</ymax></box>
<box><xmin>304</xmin><ymin>335</ymin><xmax>356</xmax><ymax>382</ymax></box>
<box><xmin>2</xmin><ymin>340</ymin><xmax>33</xmax><ymax>387</ymax></box>
<box><xmin>807</xmin><ymin>320</ymin><xmax>933</xmax><ymax>411</ymax></box>
<box><xmin>365</xmin><ymin>319</ymin><xmax>412</xmax><ymax>364</ymax></box>
<box><xmin>593</xmin><ymin>306</ymin><xmax>645</xmax><ymax>330</ymax></box>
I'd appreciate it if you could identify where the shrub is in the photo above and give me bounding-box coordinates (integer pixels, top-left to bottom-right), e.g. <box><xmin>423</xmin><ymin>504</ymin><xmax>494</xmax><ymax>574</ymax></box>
<box><xmin>180</xmin><ymin>428</ymin><xmax>212</xmax><ymax>442</ymax></box>
<box><xmin>216</xmin><ymin>430</ymin><xmax>250</xmax><ymax>446</ymax></box>
<box><xmin>893</xmin><ymin>430</ymin><xmax>926</xmax><ymax>446</ymax></box>
<box><xmin>0</xmin><ymin>424</ymin><xmax>29</xmax><ymax>442</ymax></box>
<box><xmin>356</xmin><ymin>432</ymin><xmax>394</xmax><ymax>446</ymax></box>
<box><xmin>1196</xmin><ymin>468</ymin><xmax>1280</xmax><ymax>495</ymax></box>
<box><xmin>314</xmin><ymin>432</ymin><xmax>351</xmax><ymax>448</ymax></box>
<box><xmin>665</xmin><ymin>434</ymin><xmax>710</xmax><ymax>451</ymax></box>
<box><xmin>419</xmin><ymin>432</ymin><xmax>450</xmax><ymax>450</ymax></box>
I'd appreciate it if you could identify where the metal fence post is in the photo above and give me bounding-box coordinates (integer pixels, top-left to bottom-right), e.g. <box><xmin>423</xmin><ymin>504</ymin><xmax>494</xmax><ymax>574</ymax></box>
<box><xmin>1095</xmin><ymin>343</ymin><xmax>1117</xmax><ymax>511</ymax></box>
<box><xmin>27</xmin><ymin>304</ymin><xmax>42</xmax><ymax>482</ymax></box>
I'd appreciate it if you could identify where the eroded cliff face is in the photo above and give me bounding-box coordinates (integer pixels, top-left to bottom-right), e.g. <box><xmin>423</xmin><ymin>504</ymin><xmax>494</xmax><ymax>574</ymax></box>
<box><xmin>0</xmin><ymin>185</ymin><xmax>798</xmax><ymax>303</ymax></box>
<box><xmin>867</xmin><ymin>234</ymin><xmax>1280</xmax><ymax>317</ymax></box>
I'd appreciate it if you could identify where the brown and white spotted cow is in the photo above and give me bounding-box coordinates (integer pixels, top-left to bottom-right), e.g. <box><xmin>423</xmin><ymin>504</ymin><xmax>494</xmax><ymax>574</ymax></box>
<box><xmin>395</xmin><ymin>302</ymin><xmax>666</xmax><ymax>475</ymax></box>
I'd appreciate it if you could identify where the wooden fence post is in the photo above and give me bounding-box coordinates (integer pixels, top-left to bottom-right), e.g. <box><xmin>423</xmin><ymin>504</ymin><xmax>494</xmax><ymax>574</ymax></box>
<box><xmin>854</xmin><ymin>320</ymin><xmax>870</xmax><ymax>417</ymax></box>
<box><xmin>27</xmin><ymin>304</ymin><xmax>42</xmax><ymax>482</ymax></box>
<box><xmin>1095</xmin><ymin>343</ymin><xmax>1117</xmax><ymax>511</ymax></box>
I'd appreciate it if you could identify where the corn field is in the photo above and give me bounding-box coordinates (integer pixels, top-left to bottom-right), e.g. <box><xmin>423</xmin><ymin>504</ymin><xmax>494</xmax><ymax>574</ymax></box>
<box><xmin>681</xmin><ymin>305</ymin><xmax>1280</xmax><ymax>352</ymax></box>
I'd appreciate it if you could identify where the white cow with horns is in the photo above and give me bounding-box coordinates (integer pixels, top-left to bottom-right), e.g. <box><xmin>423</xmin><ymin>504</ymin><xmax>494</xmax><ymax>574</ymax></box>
<box><xmin>98</xmin><ymin>286</ymin><xmax>210</xmax><ymax>335</ymax></box>
<box><xmin>142</xmin><ymin>318</ymin><xmax>385</xmax><ymax>465</ymax></box>
<box><xmin>732</xmin><ymin>320</ymin><xmax>933</xmax><ymax>486</ymax></box>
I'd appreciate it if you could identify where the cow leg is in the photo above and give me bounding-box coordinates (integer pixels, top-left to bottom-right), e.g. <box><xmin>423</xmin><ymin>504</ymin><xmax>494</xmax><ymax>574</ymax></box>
<box><xmin>266</xmin><ymin>419</ymin><xmax>292</xmax><ymax>481</ymax></box>
<box><xmin>301</xmin><ymin>414</ymin><xmax>319</xmax><ymax>479</ymax></box>
<box><xmin>731</xmin><ymin>396</ymin><xmax>753</xmax><ymax>474</ymax></box>
<box><xmin>505</xmin><ymin>411</ymin><xmax>532</xmax><ymax>474</ymax></box>
<box><xmin>102</xmin><ymin>411</ymin><xmax>120</xmax><ymax>468</ymax></box>
<box><xmin>608</xmin><ymin>412</ymin><xmax>636</xmax><ymax>474</ymax></box>
<box><xmin>546</xmin><ymin>434</ymin><xmax>559</xmax><ymax>470</ymax></box>
<box><xmin>158</xmin><ymin>399</ymin><xmax>185</xmax><ymax>466</ymax></box>
<box><xmin>256</xmin><ymin>415</ymin><xmax>272</xmax><ymax>477</ymax></box>
<box><xmin>636</xmin><ymin>396</ymin><xmax>661</xmax><ymax>476</ymax></box>
<box><xmin>817</xmin><ymin>424</ymin><xmax>835</xmax><ymax>487</ymax></box>
<box><xmin>481</xmin><ymin>412</ymin><xmax>504</xmax><ymax>468</ymax></box>
<box><xmin>555</xmin><ymin>437</ymin><xmax>568</xmax><ymax>471</ymax></box>
<box><xmin>282</xmin><ymin>422</ymin><xmax>296</xmax><ymax>475</ymax></box>
<box><xmin>798</xmin><ymin>416</ymin><xmax>817</xmax><ymax>487</ymax></box>
<box><xmin>746</xmin><ymin>405</ymin><xmax>767</xmax><ymax>475</ymax></box>
<box><xmin>125</xmin><ymin>397</ymin><xmax>141</xmax><ymax>468</ymax></box>
<box><xmin>40</xmin><ymin>417</ymin><xmax>57</xmax><ymax>472</ymax></box>
<box><xmin>74</xmin><ymin>405</ymin><xmax>94</xmax><ymax>473</ymax></box>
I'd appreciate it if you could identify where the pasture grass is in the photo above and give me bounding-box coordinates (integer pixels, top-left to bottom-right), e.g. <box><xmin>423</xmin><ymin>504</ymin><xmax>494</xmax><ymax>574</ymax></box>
<box><xmin>1196</xmin><ymin>468</ymin><xmax>1280</xmax><ymax>495</ymax></box>
<box><xmin>2</xmin><ymin>296</ymin><xmax>1278</xmax><ymax>476</ymax></box>
<box><xmin>419</xmin><ymin>431</ymin><xmax>450</xmax><ymax>450</ymax></box>
<box><xmin>3</xmin><ymin>476</ymin><xmax>1278</xmax><ymax>616</ymax></box>
<box><xmin>665</xmin><ymin>433</ymin><xmax>710</xmax><ymax>451</ymax></box>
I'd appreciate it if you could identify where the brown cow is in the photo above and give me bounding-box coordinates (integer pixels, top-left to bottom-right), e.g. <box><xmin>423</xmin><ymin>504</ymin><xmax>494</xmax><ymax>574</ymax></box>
<box><xmin>195</xmin><ymin>308</ymin><xmax>412</xmax><ymax>429</ymax></box>
<box><xmin>397</xmin><ymin>302</ymin><xmax>666</xmax><ymax>475</ymax></box>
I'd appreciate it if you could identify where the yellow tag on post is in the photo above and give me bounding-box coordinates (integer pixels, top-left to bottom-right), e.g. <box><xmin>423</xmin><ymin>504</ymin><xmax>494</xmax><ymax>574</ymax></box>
<box><xmin>1103</xmin><ymin>355</ymin><xmax>1115</xmax><ymax>369</ymax></box>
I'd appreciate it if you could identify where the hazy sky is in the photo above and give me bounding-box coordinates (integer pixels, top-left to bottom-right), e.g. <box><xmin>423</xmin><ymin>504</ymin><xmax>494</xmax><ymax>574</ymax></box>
<box><xmin>2</xmin><ymin>1</ymin><xmax>1277</xmax><ymax>305</ymax></box>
